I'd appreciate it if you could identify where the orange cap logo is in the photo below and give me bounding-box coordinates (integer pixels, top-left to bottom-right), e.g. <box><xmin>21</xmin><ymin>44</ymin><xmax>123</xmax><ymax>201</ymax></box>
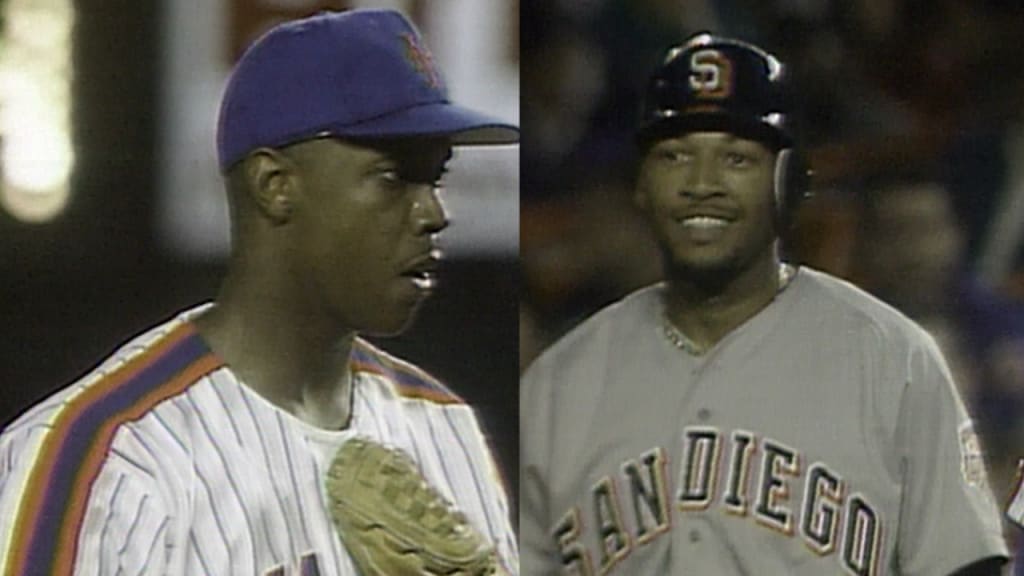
<box><xmin>401</xmin><ymin>33</ymin><xmax>442</xmax><ymax>89</ymax></box>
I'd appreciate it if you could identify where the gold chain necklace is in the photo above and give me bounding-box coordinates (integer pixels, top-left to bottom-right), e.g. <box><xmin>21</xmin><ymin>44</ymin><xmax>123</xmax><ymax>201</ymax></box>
<box><xmin>661</xmin><ymin>264</ymin><xmax>795</xmax><ymax>354</ymax></box>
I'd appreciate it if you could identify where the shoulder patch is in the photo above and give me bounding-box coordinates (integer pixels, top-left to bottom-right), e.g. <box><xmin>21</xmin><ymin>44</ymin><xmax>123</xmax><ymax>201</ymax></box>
<box><xmin>351</xmin><ymin>339</ymin><xmax>464</xmax><ymax>405</ymax></box>
<box><xmin>958</xmin><ymin>420</ymin><xmax>986</xmax><ymax>488</ymax></box>
<box><xmin>4</xmin><ymin>320</ymin><xmax>222</xmax><ymax>574</ymax></box>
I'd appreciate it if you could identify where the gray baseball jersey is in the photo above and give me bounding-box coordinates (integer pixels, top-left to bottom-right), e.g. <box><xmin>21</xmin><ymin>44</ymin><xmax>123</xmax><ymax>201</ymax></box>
<box><xmin>0</xmin><ymin>305</ymin><xmax>517</xmax><ymax>575</ymax></box>
<box><xmin>520</xmin><ymin>267</ymin><xmax>1006</xmax><ymax>575</ymax></box>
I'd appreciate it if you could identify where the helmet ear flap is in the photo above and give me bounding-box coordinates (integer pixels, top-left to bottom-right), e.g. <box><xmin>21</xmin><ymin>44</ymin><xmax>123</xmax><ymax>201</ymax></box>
<box><xmin>773</xmin><ymin>147</ymin><xmax>812</xmax><ymax>231</ymax></box>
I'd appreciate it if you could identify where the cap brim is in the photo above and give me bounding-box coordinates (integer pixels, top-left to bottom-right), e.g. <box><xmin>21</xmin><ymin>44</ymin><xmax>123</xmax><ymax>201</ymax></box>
<box><xmin>327</xmin><ymin>102</ymin><xmax>519</xmax><ymax>145</ymax></box>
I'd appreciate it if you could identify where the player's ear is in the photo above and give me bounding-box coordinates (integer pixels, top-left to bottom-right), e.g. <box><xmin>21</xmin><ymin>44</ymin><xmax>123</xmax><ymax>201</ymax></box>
<box><xmin>244</xmin><ymin>148</ymin><xmax>298</xmax><ymax>225</ymax></box>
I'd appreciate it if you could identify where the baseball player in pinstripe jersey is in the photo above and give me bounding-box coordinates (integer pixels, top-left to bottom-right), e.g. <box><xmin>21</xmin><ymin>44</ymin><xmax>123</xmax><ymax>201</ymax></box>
<box><xmin>520</xmin><ymin>34</ymin><xmax>1008</xmax><ymax>575</ymax></box>
<box><xmin>0</xmin><ymin>10</ymin><xmax>517</xmax><ymax>576</ymax></box>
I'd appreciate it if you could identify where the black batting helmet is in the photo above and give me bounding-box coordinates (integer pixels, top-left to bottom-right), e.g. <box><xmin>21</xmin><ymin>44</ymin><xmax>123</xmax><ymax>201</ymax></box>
<box><xmin>637</xmin><ymin>33</ymin><xmax>809</xmax><ymax>225</ymax></box>
<box><xmin>637</xmin><ymin>33</ymin><xmax>792</xmax><ymax>151</ymax></box>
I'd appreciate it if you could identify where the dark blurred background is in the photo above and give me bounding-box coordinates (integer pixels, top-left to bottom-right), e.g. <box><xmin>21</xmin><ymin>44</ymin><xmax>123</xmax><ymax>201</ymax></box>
<box><xmin>0</xmin><ymin>0</ymin><xmax>520</xmax><ymax>503</ymax></box>
<box><xmin>520</xmin><ymin>0</ymin><xmax>1024</xmax><ymax>565</ymax></box>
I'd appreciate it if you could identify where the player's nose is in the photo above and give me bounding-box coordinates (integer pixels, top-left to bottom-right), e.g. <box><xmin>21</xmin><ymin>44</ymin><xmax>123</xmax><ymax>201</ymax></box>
<box><xmin>681</xmin><ymin>152</ymin><xmax>725</xmax><ymax>199</ymax></box>
<box><xmin>410</xmin><ymin>186</ymin><xmax>449</xmax><ymax>235</ymax></box>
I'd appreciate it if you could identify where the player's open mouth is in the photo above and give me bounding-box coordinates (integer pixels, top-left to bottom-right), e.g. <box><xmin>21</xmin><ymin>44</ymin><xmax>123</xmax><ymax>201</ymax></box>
<box><xmin>406</xmin><ymin>271</ymin><xmax>437</xmax><ymax>290</ymax></box>
<box><xmin>401</xmin><ymin>250</ymin><xmax>442</xmax><ymax>290</ymax></box>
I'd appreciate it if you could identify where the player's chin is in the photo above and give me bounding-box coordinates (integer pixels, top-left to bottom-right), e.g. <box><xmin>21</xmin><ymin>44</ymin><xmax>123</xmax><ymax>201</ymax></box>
<box><xmin>362</xmin><ymin>291</ymin><xmax>429</xmax><ymax>337</ymax></box>
<box><xmin>362</xmin><ymin>320</ymin><xmax>414</xmax><ymax>338</ymax></box>
<box><xmin>668</xmin><ymin>242</ymin><xmax>736</xmax><ymax>269</ymax></box>
<box><xmin>666</xmin><ymin>249</ymin><xmax>742</xmax><ymax>283</ymax></box>
<box><xmin>359</xmin><ymin>313</ymin><xmax>418</xmax><ymax>338</ymax></box>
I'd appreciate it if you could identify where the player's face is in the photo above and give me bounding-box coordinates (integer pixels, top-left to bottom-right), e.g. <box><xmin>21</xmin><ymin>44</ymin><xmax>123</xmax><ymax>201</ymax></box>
<box><xmin>287</xmin><ymin>137</ymin><xmax>451</xmax><ymax>336</ymax></box>
<box><xmin>635</xmin><ymin>131</ymin><xmax>777</xmax><ymax>279</ymax></box>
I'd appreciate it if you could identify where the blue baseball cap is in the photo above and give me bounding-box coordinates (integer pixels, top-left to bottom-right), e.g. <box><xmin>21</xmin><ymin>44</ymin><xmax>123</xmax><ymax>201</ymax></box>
<box><xmin>216</xmin><ymin>9</ymin><xmax>519</xmax><ymax>171</ymax></box>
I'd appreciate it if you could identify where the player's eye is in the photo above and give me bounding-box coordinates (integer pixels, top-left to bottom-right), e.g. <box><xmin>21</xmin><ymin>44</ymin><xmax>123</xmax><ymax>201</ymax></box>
<box><xmin>374</xmin><ymin>168</ymin><xmax>404</xmax><ymax>190</ymax></box>
<box><xmin>723</xmin><ymin>151</ymin><xmax>751</xmax><ymax>168</ymax></box>
<box><xmin>654</xmin><ymin>147</ymin><xmax>692</xmax><ymax>164</ymax></box>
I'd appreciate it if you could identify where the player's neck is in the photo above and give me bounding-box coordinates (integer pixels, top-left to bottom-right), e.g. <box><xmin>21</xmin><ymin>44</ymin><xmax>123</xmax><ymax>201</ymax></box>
<box><xmin>663</xmin><ymin>249</ymin><xmax>784</xmax><ymax>353</ymax></box>
<box><xmin>193</xmin><ymin>278</ymin><xmax>357</xmax><ymax>430</ymax></box>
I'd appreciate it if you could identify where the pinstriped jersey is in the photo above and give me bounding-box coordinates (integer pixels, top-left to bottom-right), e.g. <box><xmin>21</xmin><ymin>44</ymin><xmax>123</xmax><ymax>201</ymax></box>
<box><xmin>0</xmin><ymin>305</ymin><xmax>517</xmax><ymax>575</ymax></box>
<box><xmin>520</xmin><ymin>267</ymin><xmax>1006</xmax><ymax>576</ymax></box>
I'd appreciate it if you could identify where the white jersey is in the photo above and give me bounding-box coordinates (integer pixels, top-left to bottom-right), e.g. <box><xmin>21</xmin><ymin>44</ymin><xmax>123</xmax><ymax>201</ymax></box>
<box><xmin>1005</xmin><ymin>465</ymin><xmax>1024</xmax><ymax>528</ymax></box>
<box><xmin>520</xmin><ymin>267</ymin><xmax>1006</xmax><ymax>576</ymax></box>
<box><xmin>0</xmin><ymin>306</ymin><xmax>517</xmax><ymax>575</ymax></box>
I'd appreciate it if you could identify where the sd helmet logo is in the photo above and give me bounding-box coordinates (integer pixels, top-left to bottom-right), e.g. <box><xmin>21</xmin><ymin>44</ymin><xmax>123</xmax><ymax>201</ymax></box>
<box><xmin>688</xmin><ymin>49</ymin><xmax>732</xmax><ymax>99</ymax></box>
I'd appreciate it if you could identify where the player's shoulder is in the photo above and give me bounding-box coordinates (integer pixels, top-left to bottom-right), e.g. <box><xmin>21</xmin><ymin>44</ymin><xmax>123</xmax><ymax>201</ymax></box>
<box><xmin>0</xmin><ymin>306</ymin><xmax>219</xmax><ymax>450</ymax></box>
<box><xmin>522</xmin><ymin>284</ymin><xmax>661</xmax><ymax>381</ymax></box>
<box><xmin>794</xmin><ymin>266</ymin><xmax>936</xmax><ymax>347</ymax></box>
<box><xmin>351</xmin><ymin>338</ymin><xmax>465</xmax><ymax>406</ymax></box>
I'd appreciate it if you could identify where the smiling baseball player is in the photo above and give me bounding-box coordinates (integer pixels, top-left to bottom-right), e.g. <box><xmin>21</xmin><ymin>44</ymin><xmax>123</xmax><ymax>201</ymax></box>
<box><xmin>0</xmin><ymin>10</ymin><xmax>517</xmax><ymax>576</ymax></box>
<box><xmin>520</xmin><ymin>33</ymin><xmax>1008</xmax><ymax>575</ymax></box>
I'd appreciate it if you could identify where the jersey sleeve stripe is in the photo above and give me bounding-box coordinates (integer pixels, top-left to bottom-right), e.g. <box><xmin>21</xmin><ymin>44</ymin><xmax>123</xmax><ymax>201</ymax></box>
<box><xmin>5</xmin><ymin>322</ymin><xmax>223</xmax><ymax>576</ymax></box>
<box><xmin>350</xmin><ymin>339</ymin><xmax>465</xmax><ymax>405</ymax></box>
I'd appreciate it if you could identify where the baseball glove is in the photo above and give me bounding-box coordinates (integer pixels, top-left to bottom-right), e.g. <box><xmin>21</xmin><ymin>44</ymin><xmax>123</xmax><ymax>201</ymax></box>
<box><xmin>325</xmin><ymin>437</ymin><xmax>503</xmax><ymax>575</ymax></box>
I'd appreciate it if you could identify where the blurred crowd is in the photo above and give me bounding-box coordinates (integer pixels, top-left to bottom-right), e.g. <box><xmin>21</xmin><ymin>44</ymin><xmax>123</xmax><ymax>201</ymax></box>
<box><xmin>520</xmin><ymin>0</ymin><xmax>1024</xmax><ymax>560</ymax></box>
